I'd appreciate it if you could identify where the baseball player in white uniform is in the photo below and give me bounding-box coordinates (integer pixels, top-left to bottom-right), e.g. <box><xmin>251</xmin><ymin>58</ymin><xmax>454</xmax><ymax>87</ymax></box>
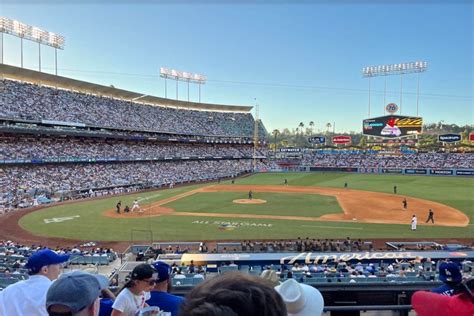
<box><xmin>411</xmin><ymin>214</ymin><xmax>417</xmax><ymax>231</ymax></box>
<box><xmin>131</xmin><ymin>199</ymin><xmax>141</xmax><ymax>212</ymax></box>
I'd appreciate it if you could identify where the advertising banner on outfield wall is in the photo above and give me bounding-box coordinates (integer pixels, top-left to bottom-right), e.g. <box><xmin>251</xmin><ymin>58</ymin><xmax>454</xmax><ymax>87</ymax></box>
<box><xmin>405</xmin><ymin>168</ymin><xmax>428</xmax><ymax>174</ymax></box>
<box><xmin>430</xmin><ymin>170</ymin><xmax>454</xmax><ymax>175</ymax></box>
<box><xmin>363</xmin><ymin>115</ymin><xmax>422</xmax><ymax>138</ymax></box>
<box><xmin>456</xmin><ymin>170</ymin><xmax>474</xmax><ymax>176</ymax></box>
<box><xmin>310</xmin><ymin>167</ymin><xmax>358</xmax><ymax>172</ymax></box>
<box><xmin>359</xmin><ymin>167</ymin><xmax>379</xmax><ymax>173</ymax></box>
<box><xmin>438</xmin><ymin>134</ymin><xmax>461</xmax><ymax>143</ymax></box>
<box><xmin>382</xmin><ymin>168</ymin><xmax>403</xmax><ymax>174</ymax></box>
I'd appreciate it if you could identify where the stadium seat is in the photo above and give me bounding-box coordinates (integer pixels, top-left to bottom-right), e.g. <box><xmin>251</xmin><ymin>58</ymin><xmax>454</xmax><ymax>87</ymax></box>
<box><xmin>219</xmin><ymin>266</ymin><xmax>238</xmax><ymax>274</ymax></box>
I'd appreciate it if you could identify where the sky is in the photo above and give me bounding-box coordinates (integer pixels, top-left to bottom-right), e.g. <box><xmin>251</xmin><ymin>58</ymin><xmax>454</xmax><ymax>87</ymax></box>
<box><xmin>1</xmin><ymin>0</ymin><xmax>472</xmax><ymax>133</ymax></box>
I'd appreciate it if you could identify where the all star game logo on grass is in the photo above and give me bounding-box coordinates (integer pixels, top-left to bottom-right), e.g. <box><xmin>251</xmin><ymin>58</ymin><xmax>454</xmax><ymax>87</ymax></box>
<box><xmin>192</xmin><ymin>220</ymin><xmax>273</xmax><ymax>228</ymax></box>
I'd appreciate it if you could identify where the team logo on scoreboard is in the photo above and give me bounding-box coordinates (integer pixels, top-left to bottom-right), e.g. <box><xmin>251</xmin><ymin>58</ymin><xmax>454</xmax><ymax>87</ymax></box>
<box><xmin>385</xmin><ymin>103</ymin><xmax>399</xmax><ymax>114</ymax></box>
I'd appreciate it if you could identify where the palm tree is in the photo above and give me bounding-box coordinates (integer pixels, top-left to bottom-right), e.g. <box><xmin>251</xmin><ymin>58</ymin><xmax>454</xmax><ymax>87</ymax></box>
<box><xmin>326</xmin><ymin>122</ymin><xmax>332</xmax><ymax>134</ymax></box>
<box><xmin>298</xmin><ymin>122</ymin><xmax>305</xmax><ymax>136</ymax></box>
<box><xmin>272</xmin><ymin>129</ymin><xmax>280</xmax><ymax>153</ymax></box>
<box><xmin>309</xmin><ymin>121</ymin><xmax>315</xmax><ymax>135</ymax></box>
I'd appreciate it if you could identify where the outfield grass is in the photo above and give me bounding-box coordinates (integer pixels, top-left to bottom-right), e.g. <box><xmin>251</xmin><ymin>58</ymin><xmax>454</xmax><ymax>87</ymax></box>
<box><xmin>226</xmin><ymin>173</ymin><xmax>474</xmax><ymax>221</ymax></box>
<box><xmin>19</xmin><ymin>173</ymin><xmax>474</xmax><ymax>241</ymax></box>
<box><xmin>165</xmin><ymin>191</ymin><xmax>342</xmax><ymax>217</ymax></box>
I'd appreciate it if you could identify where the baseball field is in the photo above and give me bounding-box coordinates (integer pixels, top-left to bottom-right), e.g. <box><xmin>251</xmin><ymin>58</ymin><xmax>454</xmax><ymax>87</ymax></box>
<box><xmin>10</xmin><ymin>173</ymin><xmax>474</xmax><ymax>243</ymax></box>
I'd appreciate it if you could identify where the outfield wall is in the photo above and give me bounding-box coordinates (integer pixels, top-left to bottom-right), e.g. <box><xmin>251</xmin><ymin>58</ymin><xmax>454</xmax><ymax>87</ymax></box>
<box><xmin>305</xmin><ymin>167</ymin><xmax>474</xmax><ymax>176</ymax></box>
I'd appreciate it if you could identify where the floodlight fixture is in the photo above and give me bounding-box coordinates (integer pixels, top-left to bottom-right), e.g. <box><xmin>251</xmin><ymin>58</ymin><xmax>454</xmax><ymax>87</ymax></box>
<box><xmin>362</xmin><ymin>61</ymin><xmax>427</xmax><ymax>77</ymax></box>
<box><xmin>0</xmin><ymin>16</ymin><xmax>65</xmax><ymax>74</ymax></box>
<box><xmin>160</xmin><ymin>67</ymin><xmax>207</xmax><ymax>102</ymax></box>
<box><xmin>0</xmin><ymin>17</ymin><xmax>65</xmax><ymax>49</ymax></box>
<box><xmin>362</xmin><ymin>60</ymin><xmax>428</xmax><ymax>117</ymax></box>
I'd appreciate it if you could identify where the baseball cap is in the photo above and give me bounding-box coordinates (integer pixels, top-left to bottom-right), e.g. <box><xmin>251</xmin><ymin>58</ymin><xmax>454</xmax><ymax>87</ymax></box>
<box><xmin>275</xmin><ymin>279</ymin><xmax>324</xmax><ymax>316</ymax></box>
<box><xmin>152</xmin><ymin>261</ymin><xmax>171</xmax><ymax>282</ymax></box>
<box><xmin>412</xmin><ymin>290</ymin><xmax>474</xmax><ymax>316</ymax></box>
<box><xmin>62</xmin><ymin>270</ymin><xmax>109</xmax><ymax>289</ymax></box>
<box><xmin>131</xmin><ymin>263</ymin><xmax>157</xmax><ymax>281</ymax></box>
<box><xmin>46</xmin><ymin>271</ymin><xmax>105</xmax><ymax>314</ymax></box>
<box><xmin>439</xmin><ymin>262</ymin><xmax>462</xmax><ymax>283</ymax></box>
<box><xmin>25</xmin><ymin>249</ymin><xmax>70</xmax><ymax>274</ymax></box>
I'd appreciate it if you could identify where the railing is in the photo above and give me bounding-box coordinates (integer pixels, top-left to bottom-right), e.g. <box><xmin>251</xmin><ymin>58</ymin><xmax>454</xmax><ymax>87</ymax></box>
<box><xmin>324</xmin><ymin>305</ymin><xmax>412</xmax><ymax>316</ymax></box>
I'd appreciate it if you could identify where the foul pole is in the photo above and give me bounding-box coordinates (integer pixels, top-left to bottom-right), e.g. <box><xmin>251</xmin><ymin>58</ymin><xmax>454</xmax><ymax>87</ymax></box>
<box><xmin>253</xmin><ymin>100</ymin><xmax>259</xmax><ymax>172</ymax></box>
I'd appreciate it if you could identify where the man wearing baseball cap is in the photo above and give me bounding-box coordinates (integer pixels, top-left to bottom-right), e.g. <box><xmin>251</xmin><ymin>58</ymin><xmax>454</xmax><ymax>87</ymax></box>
<box><xmin>147</xmin><ymin>261</ymin><xmax>184</xmax><ymax>316</ymax></box>
<box><xmin>0</xmin><ymin>248</ymin><xmax>69</xmax><ymax>316</ymax></box>
<box><xmin>412</xmin><ymin>278</ymin><xmax>474</xmax><ymax>316</ymax></box>
<box><xmin>46</xmin><ymin>270</ymin><xmax>109</xmax><ymax>316</ymax></box>
<box><xmin>432</xmin><ymin>262</ymin><xmax>463</xmax><ymax>296</ymax></box>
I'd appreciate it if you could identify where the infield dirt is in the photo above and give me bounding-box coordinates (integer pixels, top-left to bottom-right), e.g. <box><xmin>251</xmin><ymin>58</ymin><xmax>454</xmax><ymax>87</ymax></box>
<box><xmin>104</xmin><ymin>185</ymin><xmax>469</xmax><ymax>227</ymax></box>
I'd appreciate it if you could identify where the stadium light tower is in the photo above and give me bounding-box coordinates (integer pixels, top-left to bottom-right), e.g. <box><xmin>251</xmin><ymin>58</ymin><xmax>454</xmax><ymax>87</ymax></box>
<box><xmin>0</xmin><ymin>17</ymin><xmax>65</xmax><ymax>74</ymax></box>
<box><xmin>160</xmin><ymin>67</ymin><xmax>206</xmax><ymax>102</ymax></box>
<box><xmin>362</xmin><ymin>61</ymin><xmax>427</xmax><ymax>116</ymax></box>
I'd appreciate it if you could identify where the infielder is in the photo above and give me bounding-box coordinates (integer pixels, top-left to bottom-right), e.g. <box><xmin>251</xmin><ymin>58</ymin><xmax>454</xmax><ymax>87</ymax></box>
<box><xmin>411</xmin><ymin>214</ymin><xmax>417</xmax><ymax>231</ymax></box>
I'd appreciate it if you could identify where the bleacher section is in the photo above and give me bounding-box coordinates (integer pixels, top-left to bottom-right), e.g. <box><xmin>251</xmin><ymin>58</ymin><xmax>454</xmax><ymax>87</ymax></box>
<box><xmin>1</xmin><ymin>78</ymin><xmax>267</xmax><ymax>138</ymax></box>
<box><xmin>0</xmin><ymin>67</ymin><xmax>271</xmax><ymax>211</ymax></box>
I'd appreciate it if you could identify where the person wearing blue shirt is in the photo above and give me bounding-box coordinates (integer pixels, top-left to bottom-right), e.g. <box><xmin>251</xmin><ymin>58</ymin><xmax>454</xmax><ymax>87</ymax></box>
<box><xmin>147</xmin><ymin>261</ymin><xmax>184</xmax><ymax>316</ymax></box>
<box><xmin>431</xmin><ymin>262</ymin><xmax>463</xmax><ymax>296</ymax></box>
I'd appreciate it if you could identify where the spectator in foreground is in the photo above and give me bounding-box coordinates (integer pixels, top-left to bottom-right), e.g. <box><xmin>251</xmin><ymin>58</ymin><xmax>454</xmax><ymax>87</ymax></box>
<box><xmin>0</xmin><ymin>249</ymin><xmax>69</xmax><ymax>316</ymax></box>
<box><xmin>260</xmin><ymin>269</ymin><xmax>280</xmax><ymax>287</ymax></box>
<box><xmin>432</xmin><ymin>262</ymin><xmax>463</xmax><ymax>296</ymax></box>
<box><xmin>147</xmin><ymin>261</ymin><xmax>184</xmax><ymax>316</ymax></box>
<box><xmin>111</xmin><ymin>264</ymin><xmax>158</xmax><ymax>316</ymax></box>
<box><xmin>412</xmin><ymin>278</ymin><xmax>474</xmax><ymax>316</ymax></box>
<box><xmin>46</xmin><ymin>270</ymin><xmax>109</xmax><ymax>316</ymax></box>
<box><xmin>180</xmin><ymin>272</ymin><xmax>286</xmax><ymax>316</ymax></box>
<box><xmin>274</xmin><ymin>278</ymin><xmax>324</xmax><ymax>316</ymax></box>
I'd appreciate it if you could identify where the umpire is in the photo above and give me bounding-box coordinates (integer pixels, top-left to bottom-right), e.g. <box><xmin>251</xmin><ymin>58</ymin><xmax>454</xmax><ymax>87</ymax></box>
<box><xmin>425</xmin><ymin>209</ymin><xmax>435</xmax><ymax>224</ymax></box>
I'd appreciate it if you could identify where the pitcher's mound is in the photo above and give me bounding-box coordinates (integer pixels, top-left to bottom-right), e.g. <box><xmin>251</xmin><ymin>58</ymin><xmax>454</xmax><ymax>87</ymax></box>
<box><xmin>233</xmin><ymin>199</ymin><xmax>267</xmax><ymax>204</ymax></box>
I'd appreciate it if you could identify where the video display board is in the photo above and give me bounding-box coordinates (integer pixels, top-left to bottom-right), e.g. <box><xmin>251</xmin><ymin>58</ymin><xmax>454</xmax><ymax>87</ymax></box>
<box><xmin>363</xmin><ymin>115</ymin><xmax>422</xmax><ymax>138</ymax></box>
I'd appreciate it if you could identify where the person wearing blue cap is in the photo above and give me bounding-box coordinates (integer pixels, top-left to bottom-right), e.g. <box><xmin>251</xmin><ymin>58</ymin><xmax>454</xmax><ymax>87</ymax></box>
<box><xmin>147</xmin><ymin>261</ymin><xmax>184</xmax><ymax>316</ymax></box>
<box><xmin>0</xmin><ymin>248</ymin><xmax>69</xmax><ymax>316</ymax></box>
<box><xmin>432</xmin><ymin>262</ymin><xmax>463</xmax><ymax>296</ymax></box>
<box><xmin>46</xmin><ymin>270</ymin><xmax>109</xmax><ymax>316</ymax></box>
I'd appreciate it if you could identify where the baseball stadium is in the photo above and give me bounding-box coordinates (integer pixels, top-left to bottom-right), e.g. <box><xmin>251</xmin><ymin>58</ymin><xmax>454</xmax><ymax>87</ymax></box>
<box><xmin>0</xmin><ymin>3</ymin><xmax>473</xmax><ymax>316</ymax></box>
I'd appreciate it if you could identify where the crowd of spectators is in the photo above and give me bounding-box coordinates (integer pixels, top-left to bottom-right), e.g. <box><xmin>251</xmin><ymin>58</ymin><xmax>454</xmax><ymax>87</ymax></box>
<box><xmin>0</xmin><ymin>159</ymin><xmax>268</xmax><ymax>211</ymax></box>
<box><xmin>301</xmin><ymin>152</ymin><xmax>474</xmax><ymax>169</ymax></box>
<box><xmin>1</xmin><ymin>79</ymin><xmax>266</xmax><ymax>137</ymax></box>
<box><xmin>0</xmin><ymin>136</ymin><xmax>265</xmax><ymax>161</ymax></box>
<box><xmin>0</xmin><ymin>240</ymin><xmax>472</xmax><ymax>315</ymax></box>
<box><xmin>0</xmin><ymin>240</ymin><xmax>117</xmax><ymax>275</ymax></box>
<box><xmin>238</xmin><ymin>237</ymin><xmax>370</xmax><ymax>253</ymax></box>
